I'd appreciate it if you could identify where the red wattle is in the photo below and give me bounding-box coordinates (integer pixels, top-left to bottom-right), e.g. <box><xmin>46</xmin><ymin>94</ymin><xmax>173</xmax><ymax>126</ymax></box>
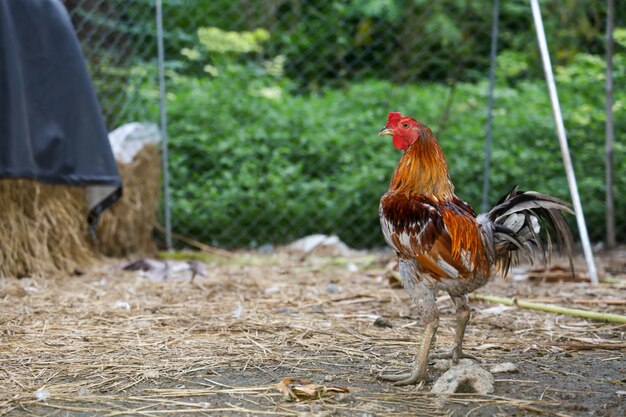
<box><xmin>392</xmin><ymin>136</ymin><xmax>406</xmax><ymax>151</ymax></box>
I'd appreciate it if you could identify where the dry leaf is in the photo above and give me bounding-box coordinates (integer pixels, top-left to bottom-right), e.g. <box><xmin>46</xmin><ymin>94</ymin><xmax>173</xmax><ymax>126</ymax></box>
<box><xmin>277</xmin><ymin>378</ymin><xmax>349</xmax><ymax>401</ymax></box>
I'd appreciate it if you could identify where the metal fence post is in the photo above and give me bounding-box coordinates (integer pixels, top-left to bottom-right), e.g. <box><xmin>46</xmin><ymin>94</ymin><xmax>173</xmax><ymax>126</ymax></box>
<box><xmin>482</xmin><ymin>0</ymin><xmax>500</xmax><ymax>213</ymax></box>
<box><xmin>605</xmin><ymin>0</ymin><xmax>616</xmax><ymax>249</ymax></box>
<box><xmin>155</xmin><ymin>0</ymin><xmax>172</xmax><ymax>251</ymax></box>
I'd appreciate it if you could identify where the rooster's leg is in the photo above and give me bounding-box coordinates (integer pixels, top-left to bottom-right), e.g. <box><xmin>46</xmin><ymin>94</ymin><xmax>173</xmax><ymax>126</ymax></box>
<box><xmin>379</xmin><ymin>282</ymin><xmax>438</xmax><ymax>386</ymax></box>
<box><xmin>430</xmin><ymin>295</ymin><xmax>476</xmax><ymax>362</ymax></box>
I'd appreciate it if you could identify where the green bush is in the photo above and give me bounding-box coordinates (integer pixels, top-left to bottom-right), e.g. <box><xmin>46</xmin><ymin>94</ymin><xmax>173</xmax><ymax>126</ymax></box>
<box><xmin>71</xmin><ymin>1</ymin><xmax>625</xmax><ymax>248</ymax></box>
<box><xmin>157</xmin><ymin>0</ymin><xmax>623</xmax><ymax>88</ymax></box>
<box><xmin>151</xmin><ymin>22</ymin><xmax>626</xmax><ymax>248</ymax></box>
<box><xmin>163</xmin><ymin>53</ymin><xmax>625</xmax><ymax>247</ymax></box>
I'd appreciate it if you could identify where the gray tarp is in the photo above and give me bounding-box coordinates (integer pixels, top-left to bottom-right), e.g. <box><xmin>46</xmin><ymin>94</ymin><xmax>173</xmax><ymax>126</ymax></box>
<box><xmin>0</xmin><ymin>0</ymin><xmax>122</xmax><ymax>232</ymax></box>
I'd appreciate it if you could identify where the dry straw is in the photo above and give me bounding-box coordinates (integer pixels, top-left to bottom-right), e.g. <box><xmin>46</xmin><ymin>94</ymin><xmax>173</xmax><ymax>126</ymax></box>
<box><xmin>0</xmin><ymin>145</ymin><xmax>161</xmax><ymax>277</ymax></box>
<box><xmin>0</xmin><ymin>179</ymin><xmax>94</xmax><ymax>277</ymax></box>
<box><xmin>96</xmin><ymin>144</ymin><xmax>161</xmax><ymax>257</ymax></box>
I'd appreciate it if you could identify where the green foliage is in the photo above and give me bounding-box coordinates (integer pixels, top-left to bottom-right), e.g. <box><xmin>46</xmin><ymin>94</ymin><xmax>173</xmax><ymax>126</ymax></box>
<box><xmin>155</xmin><ymin>0</ymin><xmax>625</xmax><ymax>89</ymax></box>
<box><xmin>74</xmin><ymin>0</ymin><xmax>626</xmax><ymax>247</ymax></box>
<box><xmin>88</xmin><ymin>53</ymin><xmax>158</xmax><ymax>129</ymax></box>
<box><xmin>615</xmin><ymin>28</ymin><xmax>626</xmax><ymax>48</ymax></box>
<box><xmin>196</xmin><ymin>27</ymin><xmax>270</xmax><ymax>55</ymax></box>
<box><xmin>161</xmin><ymin>31</ymin><xmax>626</xmax><ymax>247</ymax></box>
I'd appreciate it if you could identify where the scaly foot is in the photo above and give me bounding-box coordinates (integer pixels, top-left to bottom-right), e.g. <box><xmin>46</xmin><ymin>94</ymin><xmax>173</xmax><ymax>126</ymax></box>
<box><xmin>378</xmin><ymin>369</ymin><xmax>430</xmax><ymax>386</ymax></box>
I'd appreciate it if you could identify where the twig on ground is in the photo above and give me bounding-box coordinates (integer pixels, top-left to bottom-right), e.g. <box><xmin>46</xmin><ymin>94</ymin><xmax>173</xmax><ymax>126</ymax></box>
<box><xmin>470</xmin><ymin>294</ymin><xmax>626</xmax><ymax>323</ymax></box>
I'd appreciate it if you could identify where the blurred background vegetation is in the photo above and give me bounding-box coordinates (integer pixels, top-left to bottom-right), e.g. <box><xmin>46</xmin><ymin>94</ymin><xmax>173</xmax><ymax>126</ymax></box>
<box><xmin>66</xmin><ymin>0</ymin><xmax>625</xmax><ymax>248</ymax></box>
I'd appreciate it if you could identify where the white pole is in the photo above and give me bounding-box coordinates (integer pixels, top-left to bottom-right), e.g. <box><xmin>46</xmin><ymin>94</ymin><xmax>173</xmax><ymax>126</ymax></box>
<box><xmin>530</xmin><ymin>0</ymin><xmax>598</xmax><ymax>284</ymax></box>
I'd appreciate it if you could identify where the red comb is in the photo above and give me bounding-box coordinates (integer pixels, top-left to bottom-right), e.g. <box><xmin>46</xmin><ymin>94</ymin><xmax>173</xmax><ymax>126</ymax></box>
<box><xmin>387</xmin><ymin>112</ymin><xmax>402</xmax><ymax>125</ymax></box>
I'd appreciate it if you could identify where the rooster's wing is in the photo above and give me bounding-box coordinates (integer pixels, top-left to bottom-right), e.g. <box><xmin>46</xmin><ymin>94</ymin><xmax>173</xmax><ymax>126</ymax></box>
<box><xmin>380</xmin><ymin>194</ymin><xmax>489</xmax><ymax>281</ymax></box>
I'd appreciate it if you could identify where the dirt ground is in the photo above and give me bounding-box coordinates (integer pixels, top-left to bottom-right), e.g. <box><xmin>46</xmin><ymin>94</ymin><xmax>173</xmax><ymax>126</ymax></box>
<box><xmin>0</xmin><ymin>247</ymin><xmax>625</xmax><ymax>416</ymax></box>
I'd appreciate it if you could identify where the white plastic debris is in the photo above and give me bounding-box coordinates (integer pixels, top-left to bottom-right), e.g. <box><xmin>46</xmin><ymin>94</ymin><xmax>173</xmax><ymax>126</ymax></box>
<box><xmin>23</xmin><ymin>285</ymin><xmax>39</xmax><ymax>294</ymax></box>
<box><xmin>264</xmin><ymin>285</ymin><xmax>282</xmax><ymax>295</ymax></box>
<box><xmin>490</xmin><ymin>362</ymin><xmax>519</xmax><ymax>374</ymax></box>
<box><xmin>480</xmin><ymin>305</ymin><xmax>514</xmax><ymax>315</ymax></box>
<box><xmin>144</xmin><ymin>369</ymin><xmax>160</xmax><ymax>379</ymax></box>
<box><xmin>34</xmin><ymin>387</ymin><xmax>50</xmax><ymax>402</ymax></box>
<box><xmin>113</xmin><ymin>300</ymin><xmax>131</xmax><ymax>310</ymax></box>
<box><xmin>108</xmin><ymin>122</ymin><xmax>161</xmax><ymax>164</ymax></box>
<box><xmin>232</xmin><ymin>302</ymin><xmax>244</xmax><ymax>319</ymax></box>
<box><xmin>287</xmin><ymin>234</ymin><xmax>353</xmax><ymax>257</ymax></box>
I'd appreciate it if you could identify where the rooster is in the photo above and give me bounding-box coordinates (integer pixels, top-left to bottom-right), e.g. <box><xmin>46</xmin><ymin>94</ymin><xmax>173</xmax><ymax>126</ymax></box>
<box><xmin>377</xmin><ymin>112</ymin><xmax>572</xmax><ymax>386</ymax></box>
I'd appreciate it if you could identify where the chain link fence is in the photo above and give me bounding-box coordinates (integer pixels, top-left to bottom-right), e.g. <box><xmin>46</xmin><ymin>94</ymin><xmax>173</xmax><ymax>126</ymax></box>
<box><xmin>64</xmin><ymin>0</ymin><xmax>625</xmax><ymax>249</ymax></box>
<box><xmin>66</xmin><ymin>0</ymin><xmax>159</xmax><ymax>129</ymax></box>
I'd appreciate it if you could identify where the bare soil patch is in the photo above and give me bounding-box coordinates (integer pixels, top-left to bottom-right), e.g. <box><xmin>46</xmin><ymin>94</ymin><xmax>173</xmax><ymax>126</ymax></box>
<box><xmin>1</xmin><ymin>248</ymin><xmax>624</xmax><ymax>416</ymax></box>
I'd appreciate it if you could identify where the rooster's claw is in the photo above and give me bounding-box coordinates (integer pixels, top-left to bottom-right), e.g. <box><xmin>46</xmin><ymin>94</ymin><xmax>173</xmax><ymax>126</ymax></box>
<box><xmin>378</xmin><ymin>371</ymin><xmax>430</xmax><ymax>386</ymax></box>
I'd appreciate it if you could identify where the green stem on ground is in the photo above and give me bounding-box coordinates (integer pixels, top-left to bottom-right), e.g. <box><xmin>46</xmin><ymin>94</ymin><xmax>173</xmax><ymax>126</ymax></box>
<box><xmin>470</xmin><ymin>294</ymin><xmax>626</xmax><ymax>324</ymax></box>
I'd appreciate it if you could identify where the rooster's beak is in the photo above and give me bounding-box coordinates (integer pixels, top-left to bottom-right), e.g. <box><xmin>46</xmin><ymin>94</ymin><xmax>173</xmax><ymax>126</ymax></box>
<box><xmin>379</xmin><ymin>126</ymin><xmax>393</xmax><ymax>136</ymax></box>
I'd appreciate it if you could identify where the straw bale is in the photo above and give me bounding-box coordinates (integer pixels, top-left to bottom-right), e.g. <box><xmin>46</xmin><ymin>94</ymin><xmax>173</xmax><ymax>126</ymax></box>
<box><xmin>96</xmin><ymin>144</ymin><xmax>161</xmax><ymax>256</ymax></box>
<box><xmin>0</xmin><ymin>179</ymin><xmax>94</xmax><ymax>277</ymax></box>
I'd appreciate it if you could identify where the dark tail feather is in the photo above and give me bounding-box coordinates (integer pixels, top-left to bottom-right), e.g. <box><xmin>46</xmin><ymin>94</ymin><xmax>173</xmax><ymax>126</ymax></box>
<box><xmin>478</xmin><ymin>186</ymin><xmax>574</xmax><ymax>277</ymax></box>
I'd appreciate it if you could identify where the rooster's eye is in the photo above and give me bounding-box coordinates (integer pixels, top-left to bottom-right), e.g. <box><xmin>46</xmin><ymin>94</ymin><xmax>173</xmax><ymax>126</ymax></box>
<box><xmin>401</xmin><ymin>123</ymin><xmax>409</xmax><ymax>129</ymax></box>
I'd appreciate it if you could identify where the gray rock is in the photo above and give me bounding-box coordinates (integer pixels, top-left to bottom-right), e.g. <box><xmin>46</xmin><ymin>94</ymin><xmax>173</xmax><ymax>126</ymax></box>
<box><xmin>373</xmin><ymin>316</ymin><xmax>393</xmax><ymax>328</ymax></box>
<box><xmin>432</xmin><ymin>364</ymin><xmax>494</xmax><ymax>395</ymax></box>
<box><xmin>325</xmin><ymin>283</ymin><xmax>342</xmax><ymax>294</ymax></box>
<box><xmin>490</xmin><ymin>362</ymin><xmax>519</xmax><ymax>374</ymax></box>
<box><xmin>258</xmin><ymin>244</ymin><xmax>274</xmax><ymax>254</ymax></box>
